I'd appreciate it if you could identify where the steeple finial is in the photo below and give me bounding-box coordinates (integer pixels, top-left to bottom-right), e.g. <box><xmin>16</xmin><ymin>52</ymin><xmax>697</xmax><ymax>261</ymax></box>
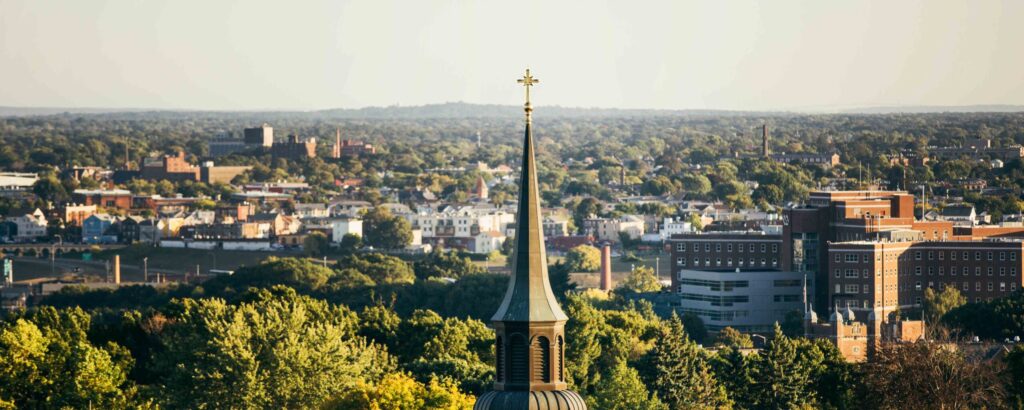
<box><xmin>518</xmin><ymin>69</ymin><xmax>539</xmax><ymax>123</ymax></box>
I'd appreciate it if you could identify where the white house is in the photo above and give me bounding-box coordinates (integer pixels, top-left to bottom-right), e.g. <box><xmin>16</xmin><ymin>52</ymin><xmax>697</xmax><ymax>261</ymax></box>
<box><xmin>331</xmin><ymin>218</ymin><xmax>364</xmax><ymax>242</ymax></box>
<box><xmin>11</xmin><ymin>209</ymin><xmax>48</xmax><ymax>241</ymax></box>
<box><xmin>660</xmin><ymin>217</ymin><xmax>693</xmax><ymax>240</ymax></box>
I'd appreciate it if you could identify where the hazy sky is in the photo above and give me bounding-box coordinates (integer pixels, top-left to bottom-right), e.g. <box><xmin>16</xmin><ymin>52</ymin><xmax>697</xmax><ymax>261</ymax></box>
<box><xmin>1</xmin><ymin>0</ymin><xmax>1022</xmax><ymax>111</ymax></box>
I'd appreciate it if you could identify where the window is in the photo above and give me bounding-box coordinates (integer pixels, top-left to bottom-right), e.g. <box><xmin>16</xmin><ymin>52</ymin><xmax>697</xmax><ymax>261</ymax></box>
<box><xmin>1012</xmin><ymin>268</ymin><xmax>1018</xmax><ymax>276</ymax></box>
<box><xmin>939</xmin><ymin>251</ymin><xmax>945</xmax><ymax>260</ymax></box>
<box><xmin>772</xmin><ymin>244</ymin><xmax>778</xmax><ymax>253</ymax></box>
<box><xmin>705</xmin><ymin>244</ymin><xmax>711</xmax><ymax>252</ymax></box>
<box><xmin>963</xmin><ymin>267</ymin><xmax>969</xmax><ymax>276</ymax></box>
<box><xmin>835</xmin><ymin>284</ymin><xmax>841</xmax><ymax>294</ymax></box>
<box><xmin>1000</xmin><ymin>252</ymin><xmax>1006</xmax><ymax>261</ymax></box>
<box><xmin>693</xmin><ymin>258</ymin><xmax>699</xmax><ymax>266</ymax></box>
<box><xmin>835</xmin><ymin>253</ymin><xmax>842</xmax><ymax>262</ymax></box>
<box><xmin>705</xmin><ymin>258</ymin><xmax>710</xmax><ymax>266</ymax></box>
<box><xmin>975</xmin><ymin>252</ymin><xmax>981</xmax><ymax>261</ymax></box>
<box><xmin>772</xmin><ymin>258</ymin><xmax>778</xmax><ymax>267</ymax></box>
<box><xmin>845</xmin><ymin>269</ymin><xmax>859</xmax><ymax>278</ymax></box>
<box><xmin>834</xmin><ymin>269</ymin><xmax>841</xmax><ymax>278</ymax></box>
<box><xmin>975</xmin><ymin>267</ymin><xmax>981</xmax><ymax>276</ymax></box>
<box><xmin>928</xmin><ymin>251</ymin><xmax>934</xmax><ymax>260</ymax></box>
<box><xmin>676</xmin><ymin>243</ymin><xmax>685</xmax><ymax>252</ymax></box>
<box><xmin>716</xmin><ymin>244</ymin><xmax>721</xmax><ymax>252</ymax></box>
<box><xmin>1000</xmin><ymin>267</ymin><xmax>1006</xmax><ymax>276</ymax></box>
<box><xmin>749</xmin><ymin>258</ymin><xmax>754</xmax><ymax>266</ymax></box>
<box><xmin>749</xmin><ymin>244</ymin><xmax>755</xmax><ymax>252</ymax></box>
<box><xmin>928</xmin><ymin>267</ymin><xmax>934</xmax><ymax>276</ymax></box>
<box><xmin>677</xmin><ymin>257</ymin><xmax>685</xmax><ymax>266</ymax></box>
<box><xmin>915</xmin><ymin>266</ymin><xmax>921</xmax><ymax>276</ymax></box>
<box><xmin>716</xmin><ymin>258</ymin><xmax>722</xmax><ymax>266</ymax></box>
<box><xmin>988</xmin><ymin>282</ymin><xmax>994</xmax><ymax>291</ymax></box>
<box><xmin>1012</xmin><ymin>253</ymin><xmax>1018</xmax><ymax>261</ymax></box>
<box><xmin>1013</xmin><ymin>283</ymin><xmax>1018</xmax><ymax>291</ymax></box>
<box><xmin>951</xmin><ymin>252</ymin><xmax>957</xmax><ymax>261</ymax></box>
<box><xmin>693</xmin><ymin>244</ymin><xmax>699</xmax><ymax>252</ymax></box>
<box><xmin>915</xmin><ymin>282</ymin><xmax>922</xmax><ymax>291</ymax></box>
<box><xmin>863</xmin><ymin>269</ymin><xmax>869</xmax><ymax>278</ymax></box>
<box><xmin>976</xmin><ymin>282</ymin><xmax>981</xmax><ymax>291</ymax></box>
<box><xmin>987</xmin><ymin>267</ymin><xmax>993</xmax><ymax>276</ymax></box>
<box><xmin>1000</xmin><ymin>282</ymin><xmax>1006</xmax><ymax>292</ymax></box>
<box><xmin>862</xmin><ymin>284</ymin><xmax>870</xmax><ymax>294</ymax></box>
<box><xmin>761</xmin><ymin>244</ymin><xmax>766</xmax><ymax>252</ymax></box>
<box><xmin>962</xmin><ymin>282</ymin><xmax>969</xmax><ymax>291</ymax></box>
<box><xmin>915</xmin><ymin>251</ymin><xmax>922</xmax><ymax>260</ymax></box>
<box><xmin>963</xmin><ymin>251</ymin><xmax>969</xmax><ymax>260</ymax></box>
<box><xmin>863</xmin><ymin>254</ymin><xmax>870</xmax><ymax>263</ymax></box>
<box><xmin>845</xmin><ymin>284</ymin><xmax>859</xmax><ymax>293</ymax></box>
<box><xmin>727</xmin><ymin>244</ymin><xmax>733</xmax><ymax>252</ymax></box>
<box><xmin>760</xmin><ymin>258</ymin><xmax>766</xmax><ymax>266</ymax></box>
<box><xmin>939</xmin><ymin>266</ymin><xmax>944</xmax><ymax>276</ymax></box>
<box><xmin>727</xmin><ymin>258</ymin><xmax>733</xmax><ymax>267</ymax></box>
<box><xmin>988</xmin><ymin>252</ymin><xmax>993</xmax><ymax>261</ymax></box>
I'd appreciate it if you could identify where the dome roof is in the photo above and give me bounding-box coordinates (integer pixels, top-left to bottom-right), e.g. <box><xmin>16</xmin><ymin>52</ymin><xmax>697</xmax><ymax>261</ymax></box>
<box><xmin>474</xmin><ymin>390</ymin><xmax>587</xmax><ymax>410</ymax></box>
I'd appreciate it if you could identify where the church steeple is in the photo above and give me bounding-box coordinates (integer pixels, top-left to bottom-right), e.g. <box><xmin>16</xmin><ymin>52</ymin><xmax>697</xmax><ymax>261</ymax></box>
<box><xmin>474</xmin><ymin>69</ymin><xmax>586</xmax><ymax>410</ymax></box>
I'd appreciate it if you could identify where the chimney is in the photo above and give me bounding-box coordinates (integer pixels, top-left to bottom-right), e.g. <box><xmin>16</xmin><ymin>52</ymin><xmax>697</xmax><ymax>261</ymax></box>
<box><xmin>762</xmin><ymin>124</ymin><xmax>770</xmax><ymax>158</ymax></box>
<box><xmin>600</xmin><ymin>244</ymin><xmax>612</xmax><ymax>291</ymax></box>
<box><xmin>113</xmin><ymin>254</ymin><xmax>121</xmax><ymax>284</ymax></box>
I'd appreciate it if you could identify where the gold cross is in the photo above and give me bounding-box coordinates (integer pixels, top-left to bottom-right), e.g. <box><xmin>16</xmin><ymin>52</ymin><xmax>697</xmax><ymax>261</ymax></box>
<box><xmin>517</xmin><ymin>69</ymin><xmax>539</xmax><ymax>105</ymax></box>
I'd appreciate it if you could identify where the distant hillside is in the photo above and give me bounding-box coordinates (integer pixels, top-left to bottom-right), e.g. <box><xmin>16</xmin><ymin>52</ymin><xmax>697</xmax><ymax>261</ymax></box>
<box><xmin>0</xmin><ymin>102</ymin><xmax>786</xmax><ymax>119</ymax></box>
<box><xmin>841</xmin><ymin>105</ymin><xmax>1024</xmax><ymax>114</ymax></box>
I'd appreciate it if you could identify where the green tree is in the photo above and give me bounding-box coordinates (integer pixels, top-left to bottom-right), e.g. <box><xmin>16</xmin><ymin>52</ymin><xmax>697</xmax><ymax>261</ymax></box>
<box><xmin>643</xmin><ymin>314</ymin><xmax>731</xmax><ymax>409</ymax></box>
<box><xmin>338</xmin><ymin>253</ymin><xmax>416</xmax><ymax>285</ymax></box>
<box><xmin>750</xmin><ymin>325</ymin><xmax>816</xmax><ymax>409</ymax></box>
<box><xmin>0</xmin><ymin>307</ymin><xmax>139</xmax><ymax>409</ymax></box>
<box><xmin>338</xmin><ymin>233</ymin><xmax>363</xmax><ymax>254</ymax></box>
<box><xmin>565</xmin><ymin>245</ymin><xmax>601</xmax><ymax>272</ymax></box>
<box><xmin>363</xmin><ymin>206</ymin><xmax>413</xmax><ymax>250</ymax></box>
<box><xmin>923</xmin><ymin>286</ymin><xmax>966</xmax><ymax>330</ymax></box>
<box><xmin>714</xmin><ymin>327</ymin><xmax>753</xmax><ymax>349</ymax></box>
<box><xmin>414</xmin><ymin>249</ymin><xmax>486</xmax><ymax>280</ymax></box>
<box><xmin>303</xmin><ymin>231</ymin><xmax>330</xmax><ymax>257</ymax></box>
<box><xmin>32</xmin><ymin>175</ymin><xmax>69</xmax><ymax>204</ymax></box>
<box><xmin>152</xmin><ymin>287</ymin><xmax>393</xmax><ymax>409</ymax></box>
<box><xmin>325</xmin><ymin>373</ymin><xmax>474</xmax><ymax>410</ymax></box>
<box><xmin>590</xmin><ymin>361</ymin><xmax>668</xmax><ymax>410</ymax></box>
<box><xmin>619</xmin><ymin>266</ymin><xmax>662</xmax><ymax>293</ymax></box>
<box><xmin>711</xmin><ymin>346</ymin><xmax>757</xmax><ymax>408</ymax></box>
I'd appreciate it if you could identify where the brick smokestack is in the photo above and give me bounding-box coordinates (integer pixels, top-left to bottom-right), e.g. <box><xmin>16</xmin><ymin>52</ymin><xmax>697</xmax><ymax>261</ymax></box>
<box><xmin>113</xmin><ymin>254</ymin><xmax>121</xmax><ymax>284</ymax></box>
<box><xmin>600</xmin><ymin>243</ymin><xmax>612</xmax><ymax>291</ymax></box>
<box><xmin>762</xmin><ymin>124</ymin><xmax>770</xmax><ymax>158</ymax></box>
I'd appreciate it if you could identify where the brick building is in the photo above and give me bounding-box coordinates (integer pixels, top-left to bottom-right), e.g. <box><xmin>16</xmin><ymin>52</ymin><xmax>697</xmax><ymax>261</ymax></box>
<box><xmin>140</xmin><ymin>152</ymin><xmax>201</xmax><ymax>182</ymax></box>
<box><xmin>669</xmin><ymin>189</ymin><xmax>1024</xmax><ymax>352</ymax></box>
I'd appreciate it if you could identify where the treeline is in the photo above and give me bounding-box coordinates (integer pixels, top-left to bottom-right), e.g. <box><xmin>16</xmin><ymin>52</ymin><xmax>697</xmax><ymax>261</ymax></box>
<box><xmin>4</xmin><ymin>255</ymin><xmax>1024</xmax><ymax>409</ymax></box>
<box><xmin>6</xmin><ymin>111</ymin><xmax>1024</xmax><ymax>211</ymax></box>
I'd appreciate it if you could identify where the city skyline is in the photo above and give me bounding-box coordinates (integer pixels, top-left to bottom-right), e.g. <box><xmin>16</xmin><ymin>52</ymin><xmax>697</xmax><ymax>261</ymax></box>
<box><xmin>2</xmin><ymin>0</ymin><xmax>1023</xmax><ymax>112</ymax></box>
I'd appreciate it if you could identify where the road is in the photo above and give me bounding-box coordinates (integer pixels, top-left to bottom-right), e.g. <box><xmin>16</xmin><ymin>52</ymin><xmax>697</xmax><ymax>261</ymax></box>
<box><xmin>9</xmin><ymin>255</ymin><xmax>190</xmax><ymax>283</ymax></box>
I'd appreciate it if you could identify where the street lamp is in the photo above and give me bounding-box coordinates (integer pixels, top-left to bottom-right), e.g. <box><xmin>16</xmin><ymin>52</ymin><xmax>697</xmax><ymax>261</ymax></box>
<box><xmin>143</xmin><ymin>257</ymin><xmax>148</xmax><ymax>283</ymax></box>
<box><xmin>50</xmin><ymin>234</ymin><xmax>63</xmax><ymax>277</ymax></box>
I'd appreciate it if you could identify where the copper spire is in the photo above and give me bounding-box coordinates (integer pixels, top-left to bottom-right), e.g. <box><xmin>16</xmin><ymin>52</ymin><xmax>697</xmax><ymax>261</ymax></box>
<box><xmin>474</xmin><ymin>69</ymin><xmax>586</xmax><ymax>410</ymax></box>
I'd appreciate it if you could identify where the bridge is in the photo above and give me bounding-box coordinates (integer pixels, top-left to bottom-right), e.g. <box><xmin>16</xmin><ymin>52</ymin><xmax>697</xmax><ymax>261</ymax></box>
<box><xmin>0</xmin><ymin>243</ymin><xmax>128</xmax><ymax>257</ymax></box>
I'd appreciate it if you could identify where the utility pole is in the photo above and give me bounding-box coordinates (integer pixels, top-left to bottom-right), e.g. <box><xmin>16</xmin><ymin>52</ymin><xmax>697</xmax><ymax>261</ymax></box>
<box><xmin>655</xmin><ymin>257</ymin><xmax>660</xmax><ymax>280</ymax></box>
<box><xmin>143</xmin><ymin>257</ymin><xmax>148</xmax><ymax>283</ymax></box>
